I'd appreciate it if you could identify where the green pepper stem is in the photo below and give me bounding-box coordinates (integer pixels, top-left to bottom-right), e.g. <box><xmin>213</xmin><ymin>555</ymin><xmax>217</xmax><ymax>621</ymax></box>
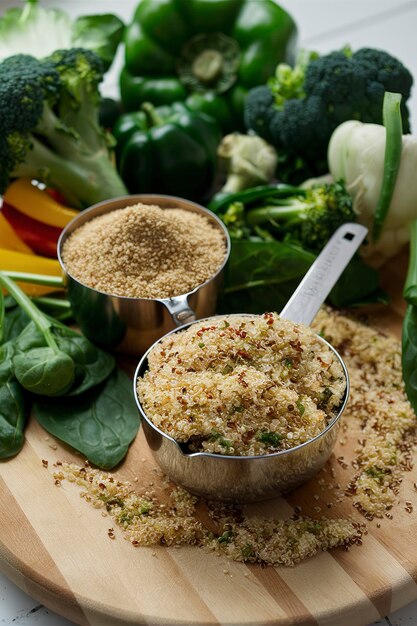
<box><xmin>372</xmin><ymin>92</ymin><xmax>403</xmax><ymax>242</ymax></box>
<box><xmin>0</xmin><ymin>272</ymin><xmax>59</xmax><ymax>351</ymax></box>
<box><xmin>192</xmin><ymin>49</ymin><xmax>223</xmax><ymax>84</ymax></box>
<box><xmin>141</xmin><ymin>102</ymin><xmax>164</xmax><ymax>128</ymax></box>
<box><xmin>404</xmin><ymin>220</ymin><xmax>417</xmax><ymax>306</ymax></box>
<box><xmin>2</xmin><ymin>271</ymin><xmax>64</xmax><ymax>288</ymax></box>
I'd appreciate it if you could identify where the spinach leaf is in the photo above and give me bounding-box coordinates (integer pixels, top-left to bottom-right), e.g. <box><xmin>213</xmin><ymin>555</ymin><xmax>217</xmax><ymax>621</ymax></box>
<box><xmin>223</xmin><ymin>239</ymin><xmax>314</xmax><ymax>292</ymax></box>
<box><xmin>33</xmin><ymin>368</ymin><xmax>140</xmax><ymax>469</ymax></box>
<box><xmin>13</xmin><ymin>347</ymin><xmax>75</xmax><ymax>396</ymax></box>
<box><xmin>328</xmin><ymin>258</ymin><xmax>386</xmax><ymax>307</ymax></box>
<box><xmin>0</xmin><ymin>356</ymin><xmax>28</xmax><ymax>459</ymax></box>
<box><xmin>0</xmin><ymin>273</ymin><xmax>76</xmax><ymax>397</ymax></box>
<box><xmin>3</xmin><ymin>306</ymin><xmax>30</xmax><ymax>342</ymax></box>
<box><xmin>402</xmin><ymin>220</ymin><xmax>417</xmax><ymax>414</ymax></box>
<box><xmin>219</xmin><ymin>240</ymin><xmax>384</xmax><ymax>314</ymax></box>
<box><xmin>15</xmin><ymin>320</ymin><xmax>115</xmax><ymax>396</ymax></box>
<box><xmin>402</xmin><ymin>305</ymin><xmax>417</xmax><ymax>411</ymax></box>
<box><xmin>219</xmin><ymin>278</ymin><xmax>300</xmax><ymax>314</ymax></box>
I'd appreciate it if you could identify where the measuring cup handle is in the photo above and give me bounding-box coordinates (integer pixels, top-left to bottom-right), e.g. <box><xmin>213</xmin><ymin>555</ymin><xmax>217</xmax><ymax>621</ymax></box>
<box><xmin>163</xmin><ymin>295</ymin><xmax>197</xmax><ymax>327</ymax></box>
<box><xmin>280</xmin><ymin>222</ymin><xmax>368</xmax><ymax>326</ymax></box>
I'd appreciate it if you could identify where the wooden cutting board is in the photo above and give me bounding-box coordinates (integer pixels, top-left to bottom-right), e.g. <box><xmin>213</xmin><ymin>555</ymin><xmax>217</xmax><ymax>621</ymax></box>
<box><xmin>1</xmin><ymin>251</ymin><xmax>416</xmax><ymax>626</ymax></box>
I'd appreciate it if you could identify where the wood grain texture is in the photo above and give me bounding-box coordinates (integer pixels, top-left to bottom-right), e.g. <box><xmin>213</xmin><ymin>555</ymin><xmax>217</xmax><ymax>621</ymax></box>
<box><xmin>1</xmin><ymin>250</ymin><xmax>416</xmax><ymax>626</ymax></box>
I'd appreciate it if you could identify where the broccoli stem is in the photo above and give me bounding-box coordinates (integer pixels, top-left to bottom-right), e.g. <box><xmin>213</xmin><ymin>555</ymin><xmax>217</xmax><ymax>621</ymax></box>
<box><xmin>372</xmin><ymin>92</ymin><xmax>403</xmax><ymax>242</ymax></box>
<box><xmin>14</xmin><ymin>104</ymin><xmax>127</xmax><ymax>209</ymax></box>
<box><xmin>246</xmin><ymin>199</ymin><xmax>311</xmax><ymax>226</ymax></box>
<box><xmin>14</xmin><ymin>135</ymin><xmax>127</xmax><ymax>209</ymax></box>
<box><xmin>222</xmin><ymin>174</ymin><xmax>251</xmax><ymax>194</ymax></box>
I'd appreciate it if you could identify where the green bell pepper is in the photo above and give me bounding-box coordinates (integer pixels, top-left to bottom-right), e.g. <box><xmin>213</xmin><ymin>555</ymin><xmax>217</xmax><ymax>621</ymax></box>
<box><xmin>113</xmin><ymin>102</ymin><xmax>221</xmax><ymax>201</ymax></box>
<box><xmin>120</xmin><ymin>0</ymin><xmax>297</xmax><ymax>129</ymax></box>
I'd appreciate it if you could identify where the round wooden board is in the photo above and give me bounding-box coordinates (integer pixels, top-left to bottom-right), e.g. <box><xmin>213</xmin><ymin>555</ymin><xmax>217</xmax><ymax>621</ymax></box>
<box><xmin>1</xmin><ymin>251</ymin><xmax>417</xmax><ymax>626</ymax></box>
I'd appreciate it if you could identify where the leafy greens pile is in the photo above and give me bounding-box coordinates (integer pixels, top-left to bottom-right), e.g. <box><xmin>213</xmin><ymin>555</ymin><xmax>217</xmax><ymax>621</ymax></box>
<box><xmin>0</xmin><ymin>272</ymin><xmax>139</xmax><ymax>469</ymax></box>
<box><xmin>210</xmin><ymin>182</ymin><xmax>385</xmax><ymax>314</ymax></box>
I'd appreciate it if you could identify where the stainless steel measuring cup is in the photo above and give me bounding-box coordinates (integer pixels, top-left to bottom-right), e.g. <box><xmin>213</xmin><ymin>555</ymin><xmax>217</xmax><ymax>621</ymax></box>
<box><xmin>134</xmin><ymin>222</ymin><xmax>367</xmax><ymax>502</ymax></box>
<box><xmin>57</xmin><ymin>194</ymin><xmax>231</xmax><ymax>355</ymax></box>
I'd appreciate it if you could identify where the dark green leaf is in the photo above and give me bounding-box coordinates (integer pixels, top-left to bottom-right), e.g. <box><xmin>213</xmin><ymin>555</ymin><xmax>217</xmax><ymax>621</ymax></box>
<box><xmin>3</xmin><ymin>306</ymin><xmax>30</xmax><ymax>342</ymax></box>
<box><xmin>33</xmin><ymin>368</ymin><xmax>140</xmax><ymax>469</ymax></box>
<box><xmin>219</xmin><ymin>278</ymin><xmax>300</xmax><ymax>314</ymax></box>
<box><xmin>404</xmin><ymin>285</ymin><xmax>417</xmax><ymax>307</ymax></box>
<box><xmin>3</xmin><ymin>295</ymin><xmax>17</xmax><ymax>309</ymax></box>
<box><xmin>65</xmin><ymin>348</ymin><xmax>115</xmax><ymax>396</ymax></box>
<box><xmin>0</xmin><ymin>288</ymin><xmax>4</xmax><ymax>344</ymax></box>
<box><xmin>328</xmin><ymin>258</ymin><xmax>384</xmax><ymax>307</ymax></box>
<box><xmin>219</xmin><ymin>240</ymin><xmax>384</xmax><ymax>313</ymax></box>
<box><xmin>223</xmin><ymin>239</ymin><xmax>314</xmax><ymax>293</ymax></box>
<box><xmin>402</xmin><ymin>305</ymin><xmax>417</xmax><ymax>413</ymax></box>
<box><xmin>15</xmin><ymin>320</ymin><xmax>115</xmax><ymax>396</ymax></box>
<box><xmin>72</xmin><ymin>14</ymin><xmax>124</xmax><ymax>71</ymax></box>
<box><xmin>13</xmin><ymin>347</ymin><xmax>75</xmax><ymax>397</ymax></box>
<box><xmin>0</xmin><ymin>358</ymin><xmax>28</xmax><ymax>459</ymax></box>
<box><xmin>0</xmin><ymin>340</ymin><xmax>15</xmax><ymax>361</ymax></box>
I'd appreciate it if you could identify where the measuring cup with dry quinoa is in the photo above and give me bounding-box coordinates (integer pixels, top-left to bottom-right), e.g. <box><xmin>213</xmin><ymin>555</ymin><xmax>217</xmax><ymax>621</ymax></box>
<box><xmin>137</xmin><ymin>312</ymin><xmax>346</xmax><ymax>456</ymax></box>
<box><xmin>61</xmin><ymin>203</ymin><xmax>226</xmax><ymax>299</ymax></box>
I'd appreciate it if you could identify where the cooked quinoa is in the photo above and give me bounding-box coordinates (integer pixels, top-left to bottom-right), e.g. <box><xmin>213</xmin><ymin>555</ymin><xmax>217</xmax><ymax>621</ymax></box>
<box><xmin>313</xmin><ymin>308</ymin><xmax>417</xmax><ymax>519</ymax></box>
<box><xmin>61</xmin><ymin>203</ymin><xmax>226</xmax><ymax>299</ymax></box>
<box><xmin>137</xmin><ymin>312</ymin><xmax>346</xmax><ymax>456</ymax></box>
<box><xmin>55</xmin><ymin>461</ymin><xmax>362</xmax><ymax>567</ymax></box>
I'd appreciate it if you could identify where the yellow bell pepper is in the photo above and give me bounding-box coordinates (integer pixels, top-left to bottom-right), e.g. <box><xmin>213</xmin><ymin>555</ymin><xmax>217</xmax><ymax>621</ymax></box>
<box><xmin>3</xmin><ymin>179</ymin><xmax>78</xmax><ymax>229</ymax></box>
<box><xmin>0</xmin><ymin>214</ymin><xmax>34</xmax><ymax>254</ymax></box>
<box><xmin>0</xmin><ymin>249</ymin><xmax>63</xmax><ymax>296</ymax></box>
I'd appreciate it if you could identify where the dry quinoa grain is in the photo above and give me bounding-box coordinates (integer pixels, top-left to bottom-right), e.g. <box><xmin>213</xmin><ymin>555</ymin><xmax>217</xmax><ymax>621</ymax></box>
<box><xmin>138</xmin><ymin>313</ymin><xmax>346</xmax><ymax>456</ymax></box>
<box><xmin>61</xmin><ymin>204</ymin><xmax>226</xmax><ymax>299</ymax></box>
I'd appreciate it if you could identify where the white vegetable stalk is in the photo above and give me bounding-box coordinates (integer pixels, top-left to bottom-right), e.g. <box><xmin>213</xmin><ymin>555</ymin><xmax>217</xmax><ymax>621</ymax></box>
<box><xmin>218</xmin><ymin>133</ymin><xmax>278</xmax><ymax>194</ymax></box>
<box><xmin>328</xmin><ymin>119</ymin><xmax>417</xmax><ymax>266</ymax></box>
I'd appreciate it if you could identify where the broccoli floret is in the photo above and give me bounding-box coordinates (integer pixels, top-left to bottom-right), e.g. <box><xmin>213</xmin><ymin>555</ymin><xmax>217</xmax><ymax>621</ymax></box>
<box><xmin>0</xmin><ymin>50</ymin><xmax>126</xmax><ymax>207</ymax></box>
<box><xmin>352</xmin><ymin>48</ymin><xmax>412</xmax><ymax>131</ymax></box>
<box><xmin>244</xmin><ymin>46</ymin><xmax>413</xmax><ymax>183</ymax></box>
<box><xmin>246</xmin><ymin>181</ymin><xmax>355</xmax><ymax>253</ymax></box>
<box><xmin>243</xmin><ymin>85</ymin><xmax>277</xmax><ymax>142</ymax></box>
<box><xmin>270</xmin><ymin>49</ymin><xmax>319</xmax><ymax>108</ymax></box>
<box><xmin>304</xmin><ymin>50</ymin><xmax>368</xmax><ymax>112</ymax></box>
<box><xmin>47</xmin><ymin>48</ymin><xmax>106</xmax><ymax>151</ymax></box>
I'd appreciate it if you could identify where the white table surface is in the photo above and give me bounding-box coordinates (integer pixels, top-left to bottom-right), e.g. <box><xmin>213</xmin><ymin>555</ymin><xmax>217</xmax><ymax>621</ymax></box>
<box><xmin>1</xmin><ymin>1</ymin><xmax>417</xmax><ymax>625</ymax></box>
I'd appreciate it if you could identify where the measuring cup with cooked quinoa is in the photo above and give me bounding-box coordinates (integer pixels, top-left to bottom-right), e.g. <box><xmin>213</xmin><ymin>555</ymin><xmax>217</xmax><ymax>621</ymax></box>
<box><xmin>134</xmin><ymin>312</ymin><xmax>349</xmax><ymax>501</ymax></box>
<box><xmin>58</xmin><ymin>195</ymin><xmax>230</xmax><ymax>354</ymax></box>
<box><xmin>138</xmin><ymin>313</ymin><xmax>346</xmax><ymax>457</ymax></box>
<box><xmin>134</xmin><ymin>223</ymin><xmax>366</xmax><ymax>501</ymax></box>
